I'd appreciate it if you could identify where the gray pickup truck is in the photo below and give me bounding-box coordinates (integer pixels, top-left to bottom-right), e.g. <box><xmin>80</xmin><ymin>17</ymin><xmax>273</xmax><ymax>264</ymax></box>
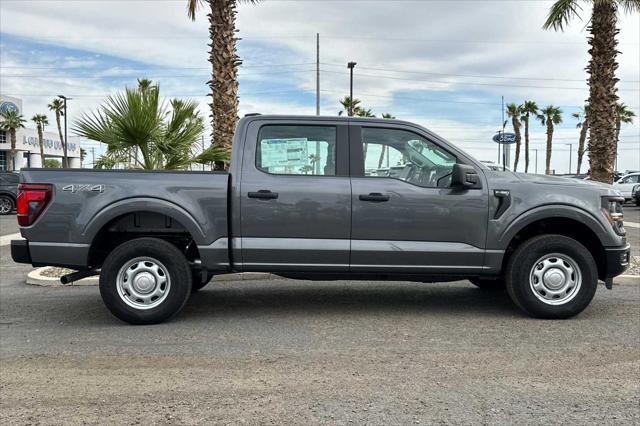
<box><xmin>12</xmin><ymin>115</ymin><xmax>630</xmax><ymax>324</ymax></box>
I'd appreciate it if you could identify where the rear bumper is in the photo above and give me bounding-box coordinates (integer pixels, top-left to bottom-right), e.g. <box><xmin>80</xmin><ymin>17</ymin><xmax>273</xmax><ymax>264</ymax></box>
<box><xmin>11</xmin><ymin>239</ymin><xmax>89</xmax><ymax>268</ymax></box>
<box><xmin>11</xmin><ymin>239</ymin><xmax>32</xmax><ymax>264</ymax></box>
<box><xmin>604</xmin><ymin>245</ymin><xmax>631</xmax><ymax>279</ymax></box>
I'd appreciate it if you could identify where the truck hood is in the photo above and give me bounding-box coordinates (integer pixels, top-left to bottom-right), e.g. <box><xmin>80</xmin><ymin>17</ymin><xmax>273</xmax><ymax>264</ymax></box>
<box><xmin>509</xmin><ymin>172</ymin><xmax>620</xmax><ymax>195</ymax></box>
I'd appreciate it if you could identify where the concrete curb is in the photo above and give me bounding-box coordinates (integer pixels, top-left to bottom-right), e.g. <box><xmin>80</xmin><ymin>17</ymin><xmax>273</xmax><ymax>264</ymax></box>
<box><xmin>26</xmin><ymin>267</ymin><xmax>273</xmax><ymax>287</ymax></box>
<box><xmin>614</xmin><ymin>275</ymin><xmax>640</xmax><ymax>286</ymax></box>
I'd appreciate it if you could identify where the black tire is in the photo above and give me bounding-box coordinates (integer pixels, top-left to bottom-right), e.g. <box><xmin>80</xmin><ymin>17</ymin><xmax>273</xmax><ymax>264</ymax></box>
<box><xmin>99</xmin><ymin>238</ymin><xmax>192</xmax><ymax>325</ymax></box>
<box><xmin>469</xmin><ymin>278</ymin><xmax>505</xmax><ymax>290</ymax></box>
<box><xmin>191</xmin><ymin>271</ymin><xmax>214</xmax><ymax>292</ymax></box>
<box><xmin>0</xmin><ymin>195</ymin><xmax>14</xmax><ymax>215</ymax></box>
<box><xmin>505</xmin><ymin>235</ymin><xmax>598</xmax><ymax>319</ymax></box>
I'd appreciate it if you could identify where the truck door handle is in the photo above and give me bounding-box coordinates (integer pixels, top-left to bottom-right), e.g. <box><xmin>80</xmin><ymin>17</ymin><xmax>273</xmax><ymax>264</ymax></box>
<box><xmin>248</xmin><ymin>190</ymin><xmax>278</xmax><ymax>200</ymax></box>
<box><xmin>359</xmin><ymin>193</ymin><xmax>390</xmax><ymax>202</ymax></box>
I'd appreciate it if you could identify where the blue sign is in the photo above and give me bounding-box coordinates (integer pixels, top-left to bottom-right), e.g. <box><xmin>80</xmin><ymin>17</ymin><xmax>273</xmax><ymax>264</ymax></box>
<box><xmin>0</xmin><ymin>101</ymin><xmax>19</xmax><ymax>115</ymax></box>
<box><xmin>493</xmin><ymin>132</ymin><xmax>516</xmax><ymax>144</ymax></box>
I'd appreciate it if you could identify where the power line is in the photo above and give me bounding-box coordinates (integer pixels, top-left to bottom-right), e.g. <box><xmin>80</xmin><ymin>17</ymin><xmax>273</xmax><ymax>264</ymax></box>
<box><xmin>320</xmin><ymin>62</ymin><xmax>640</xmax><ymax>84</ymax></box>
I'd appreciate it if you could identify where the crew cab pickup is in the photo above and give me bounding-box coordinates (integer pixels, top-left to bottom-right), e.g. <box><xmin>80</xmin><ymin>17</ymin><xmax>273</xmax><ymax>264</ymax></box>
<box><xmin>12</xmin><ymin>115</ymin><xmax>630</xmax><ymax>324</ymax></box>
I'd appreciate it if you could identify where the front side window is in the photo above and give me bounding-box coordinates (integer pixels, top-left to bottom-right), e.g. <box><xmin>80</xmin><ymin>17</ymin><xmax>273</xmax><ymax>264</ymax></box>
<box><xmin>257</xmin><ymin>125</ymin><xmax>337</xmax><ymax>176</ymax></box>
<box><xmin>361</xmin><ymin>127</ymin><xmax>457</xmax><ymax>188</ymax></box>
<box><xmin>623</xmin><ymin>175</ymin><xmax>639</xmax><ymax>184</ymax></box>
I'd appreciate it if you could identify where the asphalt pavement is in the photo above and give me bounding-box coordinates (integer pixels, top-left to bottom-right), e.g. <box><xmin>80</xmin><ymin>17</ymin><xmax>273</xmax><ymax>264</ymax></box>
<box><xmin>1</xmin><ymin>237</ymin><xmax>639</xmax><ymax>424</ymax></box>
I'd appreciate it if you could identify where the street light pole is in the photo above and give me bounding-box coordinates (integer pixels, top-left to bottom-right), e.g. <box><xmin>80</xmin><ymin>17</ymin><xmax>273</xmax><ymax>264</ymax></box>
<box><xmin>347</xmin><ymin>61</ymin><xmax>357</xmax><ymax>117</ymax></box>
<box><xmin>565</xmin><ymin>143</ymin><xmax>573</xmax><ymax>174</ymax></box>
<box><xmin>58</xmin><ymin>95</ymin><xmax>72</xmax><ymax>168</ymax></box>
<box><xmin>533</xmin><ymin>149</ymin><xmax>539</xmax><ymax>174</ymax></box>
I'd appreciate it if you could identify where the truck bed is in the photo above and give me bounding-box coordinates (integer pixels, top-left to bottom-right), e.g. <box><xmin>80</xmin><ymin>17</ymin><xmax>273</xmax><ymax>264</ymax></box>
<box><xmin>18</xmin><ymin>168</ymin><xmax>230</xmax><ymax>270</ymax></box>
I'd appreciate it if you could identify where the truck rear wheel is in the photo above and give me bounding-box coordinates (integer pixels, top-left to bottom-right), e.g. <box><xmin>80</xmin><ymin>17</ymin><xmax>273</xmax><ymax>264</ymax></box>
<box><xmin>505</xmin><ymin>235</ymin><xmax>598</xmax><ymax>319</ymax></box>
<box><xmin>99</xmin><ymin>238</ymin><xmax>192</xmax><ymax>325</ymax></box>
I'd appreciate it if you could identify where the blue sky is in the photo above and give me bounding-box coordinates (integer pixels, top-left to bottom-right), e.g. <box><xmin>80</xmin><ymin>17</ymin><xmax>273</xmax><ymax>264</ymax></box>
<box><xmin>1</xmin><ymin>0</ymin><xmax>638</xmax><ymax>173</ymax></box>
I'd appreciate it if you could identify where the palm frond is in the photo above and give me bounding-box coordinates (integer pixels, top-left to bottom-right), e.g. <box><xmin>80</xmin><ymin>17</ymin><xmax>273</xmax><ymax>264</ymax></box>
<box><xmin>543</xmin><ymin>0</ymin><xmax>584</xmax><ymax>31</ymax></box>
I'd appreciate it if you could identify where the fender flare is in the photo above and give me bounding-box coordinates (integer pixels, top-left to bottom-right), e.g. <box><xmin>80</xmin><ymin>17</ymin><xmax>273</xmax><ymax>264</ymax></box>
<box><xmin>497</xmin><ymin>204</ymin><xmax>613</xmax><ymax>249</ymax></box>
<box><xmin>83</xmin><ymin>197</ymin><xmax>208</xmax><ymax>245</ymax></box>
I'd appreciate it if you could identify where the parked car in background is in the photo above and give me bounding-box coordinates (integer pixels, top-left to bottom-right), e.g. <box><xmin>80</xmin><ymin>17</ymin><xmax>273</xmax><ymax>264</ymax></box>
<box><xmin>632</xmin><ymin>184</ymin><xmax>640</xmax><ymax>206</ymax></box>
<box><xmin>613</xmin><ymin>172</ymin><xmax>640</xmax><ymax>201</ymax></box>
<box><xmin>0</xmin><ymin>172</ymin><xmax>19</xmax><ymax>215</ymax></box>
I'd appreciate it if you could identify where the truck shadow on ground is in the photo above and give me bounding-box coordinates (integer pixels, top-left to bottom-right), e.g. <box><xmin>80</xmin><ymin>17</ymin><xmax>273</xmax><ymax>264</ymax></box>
<box><xmin>180</xmin><ymin>280</ymin><xmax>523</xmax><ymax>320</ymax></box>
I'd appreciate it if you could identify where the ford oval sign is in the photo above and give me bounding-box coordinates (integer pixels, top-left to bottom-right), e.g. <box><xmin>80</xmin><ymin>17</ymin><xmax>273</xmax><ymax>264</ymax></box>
<box><xmin>493</xmin><ymin>132</ymin><xmax>516</xmax><ymax>144</ymax></box>
<box><xmin>0</xmin><ymin>101</ymin><xmax>19</xmax><ymax>115</ymax></box>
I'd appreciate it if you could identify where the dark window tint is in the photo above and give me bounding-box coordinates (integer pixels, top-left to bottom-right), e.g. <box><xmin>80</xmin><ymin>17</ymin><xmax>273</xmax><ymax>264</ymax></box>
<box><xmin>257</xmin><ymin>125</ymin><xmax>337</xmax><ymax>176</ymax></box>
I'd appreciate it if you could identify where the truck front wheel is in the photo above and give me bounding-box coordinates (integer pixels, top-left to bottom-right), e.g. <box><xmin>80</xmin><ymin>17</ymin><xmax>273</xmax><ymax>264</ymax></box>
<box><xmin>99</xmin><ymin>238</ymin><xmax>192</xmax><ymax>325</ymax></box>
<box><xmin>505</xmin><ymin>235</ymin><xmax>598</xmax><ymax>319</ymax></box>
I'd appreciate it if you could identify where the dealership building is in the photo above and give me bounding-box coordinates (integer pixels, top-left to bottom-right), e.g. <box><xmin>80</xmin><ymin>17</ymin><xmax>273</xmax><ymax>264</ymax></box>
<box><xmin>0</xmin><ymin>95</ymin><xmax>81</xmax><ymax>171</ymax></box>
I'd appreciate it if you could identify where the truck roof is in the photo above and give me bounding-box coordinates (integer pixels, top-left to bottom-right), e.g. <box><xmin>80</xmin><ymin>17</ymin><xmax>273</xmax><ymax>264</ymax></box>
<box><xmin>241</xmin><ymin>114</ymin><xmax>420</xmax><ymax>127</ymax></box>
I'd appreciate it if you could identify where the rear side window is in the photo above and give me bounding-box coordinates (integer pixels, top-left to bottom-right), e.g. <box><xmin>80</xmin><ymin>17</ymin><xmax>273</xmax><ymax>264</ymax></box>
<box><xmin>256</xmin><ymin>125</ymin><xmax>337</xmax><ymax>176</ymax></box>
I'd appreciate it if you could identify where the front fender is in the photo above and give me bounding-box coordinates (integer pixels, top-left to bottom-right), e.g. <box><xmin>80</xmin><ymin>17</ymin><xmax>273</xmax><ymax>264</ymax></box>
<box><xmin>83</xmin><ymin>197</ymin><xmax>208</xmax><ymax>245</ymax></box>
<box><xmin>494</xmin><ymin>204</ymin><xmax>617</xmax><ymax>249</ymax></box>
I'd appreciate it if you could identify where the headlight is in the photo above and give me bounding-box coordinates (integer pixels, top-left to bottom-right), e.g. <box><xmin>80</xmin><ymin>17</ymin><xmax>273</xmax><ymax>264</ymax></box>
<box><xmin>601</xmin><ymin>196</ymin><xmax>625</xmax><ymax>236</ymax></box>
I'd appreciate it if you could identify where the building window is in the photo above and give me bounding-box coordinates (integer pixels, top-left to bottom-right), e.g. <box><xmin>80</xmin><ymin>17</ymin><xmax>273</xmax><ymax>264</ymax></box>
<box><xmin>0</xmin><ymin>131</ymin><xmax>6</xmax><ymax>145</ymax></box>
<box><xmin>0</xmin><ymin>151</ymin><xmax>6</xmax><ymax>171</ymax></box>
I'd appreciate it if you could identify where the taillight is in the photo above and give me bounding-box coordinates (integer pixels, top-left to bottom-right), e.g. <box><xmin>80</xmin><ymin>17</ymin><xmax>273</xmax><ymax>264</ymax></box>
<box><xmin>17</xmin><ymin>183</ymin><xmax>53</xmax><ymax>226</ymax></box>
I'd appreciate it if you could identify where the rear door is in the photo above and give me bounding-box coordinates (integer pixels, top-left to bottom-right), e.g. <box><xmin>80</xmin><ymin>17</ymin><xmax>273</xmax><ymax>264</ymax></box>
<box><xmin>349</xmin><ymin>124</ymin><xmax>489</xmax><ymax>274</ymax></box>
<box><xmin>238</xmin><ymin>119</ymin><xmax>351</xmax><ymax>272</ymax></box>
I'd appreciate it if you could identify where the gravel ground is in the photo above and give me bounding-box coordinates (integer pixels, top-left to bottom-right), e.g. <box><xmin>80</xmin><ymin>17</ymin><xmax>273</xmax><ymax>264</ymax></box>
<box><xmin>1</xmin><ymin>245</ymin><xmax>639</xmax><ymax>425</ymax></box>
<box><xmin>627</xmin><ymin>256</ymin><xmax>640</xmax><ymax>276</ymax></box>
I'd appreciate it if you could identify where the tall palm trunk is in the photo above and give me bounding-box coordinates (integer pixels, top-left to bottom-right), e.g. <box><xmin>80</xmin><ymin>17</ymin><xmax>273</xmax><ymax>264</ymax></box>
<box><xmin>54</xmin><ymin>111</ymin><xmax>65</xmax><ymax>167</ymax></box>
<box><xmin>586</xmin><ymin>2</ymin><xmax>619</xmax><ymax>183</ymax></box>
<box><xmin>576</xmin><ymin>117</ymin><xmax>589</xmax><ymax>174</ymax></box>
<box><xmin>8</xmin><ymin>130</ymin><xmax>16</xmax><ymax>172</ymax></box>
<box><xmin>523</xmin><ymin>115</ymin><xmax>530</xmax><ymax>173</ymax></box>
<box><xmin>208</xmin><ymin>0</ymin><xmax>240</xmax><ymax>170</ymax></box>
<box><xmin>545</xmin><ymin>121</ymin><xmax>554</xmax><ymax>175</ymax></box>
<box><xmin>37</xmin><ymin>123</ymin><xmax>46</xmax><ymax>166</ymax></box>
<box><xmin>512</xmin><ymin>118</ymin><xmax>522</xmax><ymax>172</ymax></box>
<box><xmin>612</xmin><ymin>118</ymin><xmax>622</xmax><ymax>170</ymax></box>
<box><xmin>377</xmin><ymin>146</ymin><xmax>388</xmax><ymax>169</ymax></box>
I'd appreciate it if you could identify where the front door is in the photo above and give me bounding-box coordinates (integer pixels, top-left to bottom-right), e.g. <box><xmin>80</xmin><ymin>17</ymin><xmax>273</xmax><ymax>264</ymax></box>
<box><xmin>349</xmin><ymin>124</ymin><xmax>489</xmax><ymax>274</ymax></box>
<box><xmin>239</xmin><ymin>119</ymin><xmax>351</xmax><ymax>272</ymax></box>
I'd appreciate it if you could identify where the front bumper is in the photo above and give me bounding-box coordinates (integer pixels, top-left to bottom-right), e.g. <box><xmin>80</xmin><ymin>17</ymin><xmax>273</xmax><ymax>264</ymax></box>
<box><xmin>604</xmin><ymin>244</ymin><xmax>631</xmax><ymax>279</ymax></box>
<box><xmin>11</xmin><ymin>239</ymin><xmax>32</xmax><ymax>264</ymax></box>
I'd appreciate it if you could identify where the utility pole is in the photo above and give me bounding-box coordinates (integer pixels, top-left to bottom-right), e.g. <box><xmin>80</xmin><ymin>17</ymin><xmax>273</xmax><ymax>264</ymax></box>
<box><xmin>58</xmin><ymin>95</ymin><xmax>71</xmax><ymax>168</ymax></box>
<box><xmin>501</xmin><ymin>96</ymin><xmax>506</xmax><ymax>171</ymax></box>
<box><xmin>565</xmin><ymin>143</ymin><xmax>573</xmax><ymax>173</ymax></box>
<box><xmin>347</xmin><ymin>61</ymin><xmax>357</xmax><ymax>117</ymax></box>
<box><xmin>201</xmin><ymin>136</ymin><xmax>205</xmax><ymax>171</ymax></box>
<box><xmin>316</xmin><ymin>33</ymin><xmax>320</xmax><ymax>116</ymax></box>
<box><xmin>90</xmin><ymin>147</ymin><xmax>95</xmax><ymax>168</ymax></box>
<box><xmin>533</xmin><ymin>149</ymin><xmax>539</xmax><ymax>174</ymax></box>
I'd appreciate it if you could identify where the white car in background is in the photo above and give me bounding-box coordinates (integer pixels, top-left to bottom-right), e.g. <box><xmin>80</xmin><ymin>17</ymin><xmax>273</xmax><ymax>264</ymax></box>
<box><xmin>613</xmin><ymin>172</ymin><xmax>640</xmax><ymax>201</ymax></box>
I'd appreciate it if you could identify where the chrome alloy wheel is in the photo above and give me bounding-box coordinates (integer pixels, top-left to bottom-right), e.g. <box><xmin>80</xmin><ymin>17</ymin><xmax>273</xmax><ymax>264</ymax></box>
<box><xmin>529</xmin><ymin>253</ymin><xmax>582</xmax><ymax>305</ymax></box>
<box><xmin>116</xmin><ymin>257</ymin><xmax>171</xmax><ymax>310</ymax></box>
<box><xmin>0</xmin><ymin>197</ymin><xmax>12</xmax><ymax>214</ymax></box>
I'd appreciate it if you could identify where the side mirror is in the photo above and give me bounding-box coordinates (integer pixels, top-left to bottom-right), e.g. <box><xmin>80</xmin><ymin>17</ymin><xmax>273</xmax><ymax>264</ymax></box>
<box><xmin>451</xmin><ymin>163</ymin><xmax>480</xmax><ymax>188</ymax></box>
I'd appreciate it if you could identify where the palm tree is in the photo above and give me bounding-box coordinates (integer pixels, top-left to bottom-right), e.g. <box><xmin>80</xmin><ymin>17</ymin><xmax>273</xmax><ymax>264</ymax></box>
<box><xmin>31</xmin><ymin>114</ymin><xmax>49</xmax><ymax>167</ymax></box>
<box><xmin>74</xmin><ymin>81</ymin><xmax>205</xmax><ymax>170</ymax></box>
<box><xmin>0</xmin><ymin>110</ymin><xmax>26</xmax><ymax>172</ymax></box>
<box><xmin>47</xmin><ymin>98</ymin><xmax>66</xmax><ymax>167</ymax></box>
<box><xmin>186</xmin><ymin>0</ymin><xmax>260</xmax><ymax>169</ymax></box>
<box><xmin>538</xmin><ymin>106</ymin><xmax>563</xmax><ymax>175</ymax></box>
<box><xmin>520</xmin><ymin>101</ymin><xmax>538</xmax><ymax>173</ymax></box>
<box><xmin>544</xmin><ymin>0</ymin><xmax>640</xmax><ymax>183</ymax></box>
<box><xmin>338</xmin><ymin>96</ymin><xmax>363</xmax><ymax>116</ymax></box>
<box><xmin>506</xmin><ymin>103</ymin><xmax>523</xmax><ymax>172</ymax></box>
<box><xmin>572</xmin><ymin>104</ymin><xmax>590</xmax><ymax>174</ymax></box>
<box><xmin>613</xmin><ymin>102</ymin><xmax>636</xmax><ymax>169</ymax></box>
